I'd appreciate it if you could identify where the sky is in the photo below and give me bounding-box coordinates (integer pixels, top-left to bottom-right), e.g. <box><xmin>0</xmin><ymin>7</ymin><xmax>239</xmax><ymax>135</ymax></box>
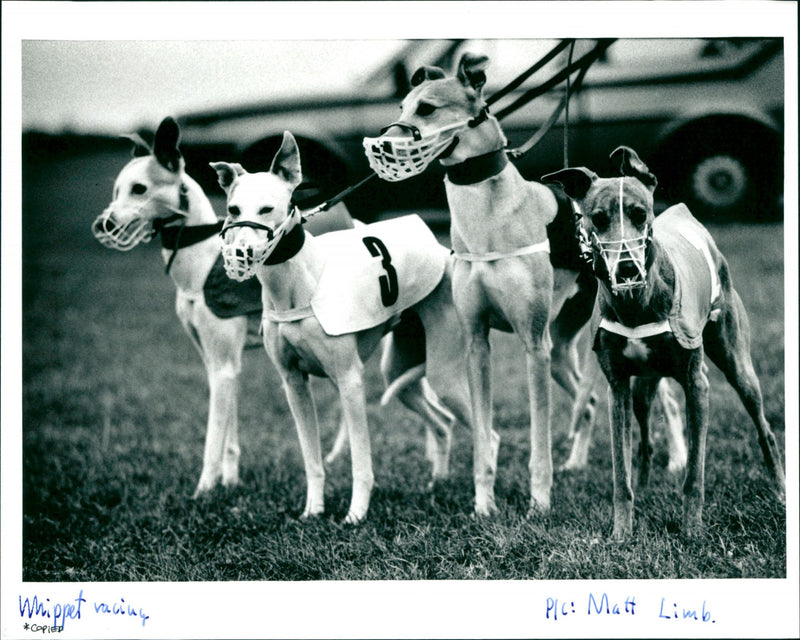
<box><xmin>21</xmin><ymin>39</ymin><xmax>406</xmax><ymax>134</ymax></box>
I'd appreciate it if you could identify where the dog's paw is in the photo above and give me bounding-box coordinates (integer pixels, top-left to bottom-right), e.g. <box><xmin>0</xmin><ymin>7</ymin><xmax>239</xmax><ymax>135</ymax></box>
<box><xmin>610</xmin><ymin>525</ymin><xmax>633</xmax><ymax>542</ymax></box>
<box><xmin>192</xmin><ymin>476</ymin><xmax>220</xmax><ymax>499</ymax></box>
<box><xmin>342</xmin><ymin>510</ymin><xmax>367</xmax><ymax>526</ymax></box>
<box><xmin>526</xmin><ymin>501</ymin><xmax>551</xmax><ymax>521</ymax></box>
<box><xmin>300</xmin><ymin>504</ymin><xmax>325</xmax><ymax>520</ymax></box>
<box><xmin>473</xmin><ymin>500</ymin><xmax>499</xmax><ymax>518</ymax></box>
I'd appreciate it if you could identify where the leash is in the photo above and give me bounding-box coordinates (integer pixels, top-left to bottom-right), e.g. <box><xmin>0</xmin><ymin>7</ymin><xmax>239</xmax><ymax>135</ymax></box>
<box><xmin>506</xmin><ymin>39</ymin><xmax>607</xmax><ymax>160</ymax></box>
<box><xmin>305</xmin><ymin>39</ymin><xmax>615</xmax><ymax>218</ymax></box>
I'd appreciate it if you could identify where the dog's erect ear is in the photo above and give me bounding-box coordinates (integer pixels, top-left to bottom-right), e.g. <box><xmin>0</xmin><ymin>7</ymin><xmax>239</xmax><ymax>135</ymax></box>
<box><xmin>121</xmin><ymin>132</ymin><xmax>152</xmax><ymax>158</ymax></box>
<box><xmin>153</xmin><ymin>117</ymin><xmax>182</xmax><ymax>173</ymax></box>
<box><xmin>541</xmin><ymin>168</ymin><xmax>598</xmax><ymax>201</ymax></box>
<box><xmin>456</xmin><ymin>52</ymin><xmax>489</xmax><ymax>92</ymax></box>
<box><xmin>410</xmin><ymin>65</ymin><xmax>446</xmax><ymax>87</ymax></box>
<box><xmin>610</xmin><ymin>146</ymin><xmax>658</xmax><ymax>191</ymax></box>
<box><xmin>270</xmin><ymin>131</ymin><xmax>302</xmax><ymax>189</ymax></box>
<box><xmin>210</xmin><ymin>161</ymin><xmax>245</xmax><ymax>194</ymax></box>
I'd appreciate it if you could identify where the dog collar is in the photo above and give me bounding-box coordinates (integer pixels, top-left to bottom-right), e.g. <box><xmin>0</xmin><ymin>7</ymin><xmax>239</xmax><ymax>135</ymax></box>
<box><xmin>158</xmin><ymin>220</ymin><xmax>224</xmax><ymax>250</ymax></box>
<box><xmin>263</xmin><ymin>223</ymin><xmax>306</xmax><ymax>265</ymax></box>
<box><xmin>445</xmin><ymin>147</ymin><xmax>509</xmax><ymax>185</ymax></box>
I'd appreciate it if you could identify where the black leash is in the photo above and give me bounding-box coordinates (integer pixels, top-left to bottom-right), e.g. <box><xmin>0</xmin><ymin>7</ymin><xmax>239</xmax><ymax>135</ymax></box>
<box><xmin>486</xmin><ymin>39</ymin><xmax>575</xmax><ymax>107</ymax></box>
<box><xmin>493</xmin><ymin>39</ymin><xmax>615</xmax><ymax>121</ymax></box>
<box><xmin>310</xmin><ymin>39</ymin><xmax>615</xmax><ymax>215</ymax></box>
<box><xmin>507</xmin><ymin>39</ymin><xmax>593</xmax><ymax>160</ymax></box>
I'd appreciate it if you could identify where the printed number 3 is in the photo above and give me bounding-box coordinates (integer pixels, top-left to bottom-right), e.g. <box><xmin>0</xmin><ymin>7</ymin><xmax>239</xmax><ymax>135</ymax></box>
<box><xmin>362</xmin><ymin>236</ymin><xmax>399</xmax><ymax>306</ymax></box>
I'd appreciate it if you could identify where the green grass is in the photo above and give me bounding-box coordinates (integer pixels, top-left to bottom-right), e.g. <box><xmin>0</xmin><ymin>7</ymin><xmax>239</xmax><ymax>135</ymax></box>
<box><xmin>21</xmin><ymin>148</ymin><xmax>786</xmax><ymax>581</ymax></box>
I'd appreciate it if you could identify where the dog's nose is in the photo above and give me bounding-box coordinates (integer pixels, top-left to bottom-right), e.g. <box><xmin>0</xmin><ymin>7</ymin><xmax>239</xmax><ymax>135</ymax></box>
<box><xmin>615</xmin><ymin>260</ymin><xmax>640</xmax><ymax>281</ymax></box>
<box><xmin>380</xmin><ymin>124</ymin><xmax>412</xmax><ymax>138</ymax></box>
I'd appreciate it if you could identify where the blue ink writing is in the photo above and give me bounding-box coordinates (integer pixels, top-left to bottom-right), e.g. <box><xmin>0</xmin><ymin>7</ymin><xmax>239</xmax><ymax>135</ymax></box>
<box><xmin>93</xmin><ymin>597</ymin><xmax>150</xmax><ymax>627</ymax></box>
<box><xmin>658</xmin><ymin>597</ymin><xmax>714</xmax><ymax>623</ymax></box>
<box><xmin>588</xmin><ymin>592</ymin><xmax>636</xmax><ymax>616</ymax></box>
<box><xmin>545</xmin><ymin>597</ymin><xmax>576</xmax><ymax>620</ymax></box>
<box><xmin>18</xmin><ymin>590</ymin><xmax>85</xmax><ymax>630</ymax></box>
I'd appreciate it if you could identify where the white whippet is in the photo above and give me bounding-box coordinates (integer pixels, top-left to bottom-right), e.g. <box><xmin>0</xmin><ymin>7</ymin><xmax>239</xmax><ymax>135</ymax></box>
<box><xmin>212</xmin><ymin>132</ymin><xmax>472</xmax><ymax>523</ymax></box>
<box><xmin>93</xmin><ymin>117</ymin><xmax>356</xmax><ymax>498</ymax></box>
<box><xmin>364</xmin><ymin>53</ymin><xmax>686</xmax><ymax>516</ymax></box>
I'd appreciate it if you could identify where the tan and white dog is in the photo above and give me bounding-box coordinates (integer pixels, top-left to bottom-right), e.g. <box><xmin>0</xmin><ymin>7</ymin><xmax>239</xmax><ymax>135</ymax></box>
<box><xmin>93</xmin><ymin>117</ymin><xmax>356</xmax><ymax>498</ymax></box>
<box><xmin>365</xmin><ymin>53</ymin><xmax>685</xmax><ymax>516</ymax></box>
<box><xmin>544</xmin><ymin>147</ymin><xmax>785</xmax><ymax>537</ymax></box>
<box><xmin>212</xmin><ymin>132</ymin><xmax>472</xmax><ymax>524</ymax></box>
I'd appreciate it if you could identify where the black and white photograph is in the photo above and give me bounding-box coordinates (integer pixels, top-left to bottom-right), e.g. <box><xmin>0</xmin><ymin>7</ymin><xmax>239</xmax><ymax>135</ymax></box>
<box><xmin>3</xmin><ymin>1</ymin><xmax>798</xmax><ymax>638</ymax></box>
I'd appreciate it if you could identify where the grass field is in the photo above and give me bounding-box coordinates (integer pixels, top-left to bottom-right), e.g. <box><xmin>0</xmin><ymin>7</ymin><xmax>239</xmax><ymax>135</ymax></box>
<box><xmin>21</xmin><ymin>145</ymin><xmax>786</xmax><ymax>581</ymax></box>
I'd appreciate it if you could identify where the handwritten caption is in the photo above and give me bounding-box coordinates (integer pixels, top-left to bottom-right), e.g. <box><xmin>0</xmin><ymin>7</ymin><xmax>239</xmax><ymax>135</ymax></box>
<box><xmin>18</xmin><ymin>590</ymin><xmax>150</xmax><ymax>632</ymax></box>
<box><xmin>546</xmin><ymin>592</ymin><xmax>715</xmax><ymax>624</ymax></box>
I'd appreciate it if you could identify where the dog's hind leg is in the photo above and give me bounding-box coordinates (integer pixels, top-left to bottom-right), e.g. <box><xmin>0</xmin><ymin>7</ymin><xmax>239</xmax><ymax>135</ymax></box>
<box><xmin>381</xmin><ymin>317</ymin><xmax>456</xmax><ymax>485</ymax></box>
<box><xmin>551</xmin><ymin>271</ymin><xmax>600</xmax><ymax>470</ymax></box>
<box><xmin>559</xmin><ymin>340</ymin><xmax>601</xmax><ymax>471</ymax></box>
<box><xmin>631</xmin><ymin>376</ymin><xmax>661</xmax><ymax>488</ymax></box>
<box><xmin>324</xmin><ymin>417</ymin><xmax>349</xmax><ymax>466</ymax></box>
<box><xmin>703</xmin><ymin>288</ymin><xmax>786</xmax><ymax>498</ymax></box>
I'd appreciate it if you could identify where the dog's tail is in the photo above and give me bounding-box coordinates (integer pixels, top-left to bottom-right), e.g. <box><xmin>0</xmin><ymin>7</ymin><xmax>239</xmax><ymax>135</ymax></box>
<box><xmin>380</xmin><ymin>363</ymin><xmax>426</xmax><ymax>407</ymax></box>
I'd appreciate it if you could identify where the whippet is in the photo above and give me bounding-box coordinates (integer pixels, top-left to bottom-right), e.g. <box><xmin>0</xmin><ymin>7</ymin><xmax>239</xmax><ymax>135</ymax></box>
<box><xmin>543</xmin><ymin>146</ymin><xmax>786</xmax><ymax>537</ymax></box>
<box><xmin>212</xmin><ymin>132</ymin><xmax>472</xmax><ymax>523</ymax></box>
<box><xmin>364</xmin><ymin>53</ymin><xmax>685</xmax><ymax>516</ymax></box>
<box><xmin>93</xmin><ymin>117</ymin><xmax>356</xmax><ymax>498</ymax></box>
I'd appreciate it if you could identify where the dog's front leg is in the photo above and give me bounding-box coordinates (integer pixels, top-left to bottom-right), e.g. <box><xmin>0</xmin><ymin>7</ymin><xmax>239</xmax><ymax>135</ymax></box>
<box><xmin>465</xmin><ymin>325</ymin><xmax>500</xmax><ymax>516</ymax></box>
<box><xmin>680</xmin><ymin>350</ymin><xmax>710</xmax><ymax>536</ymax></box>
<box><xmin>194</xmin><ymin>363</ymin><xmax>241</xmax><ymax>497</ymax></box>
<box><xmin>526</xmin><ymin>342</ymin><xmax>554</xmax><ymax>515</ymax></box>
<box><xmin>606</xmin><ymin>374</ymin><xmax>635</xmax><ymax>539</ymax></box>
<box><xmin>282</xmin><ymin>368</ymin><xmax>326</xmax><ymax>519</ymax></box>
<box><xmin>336</xmin><ymin>367</ymin><xmax>374</xmax><ymax>525</ymax></box>
<box><xmin>190</xmin><ymin>311</ymin><xmax>246</xmax><ymax>498</ymax></box>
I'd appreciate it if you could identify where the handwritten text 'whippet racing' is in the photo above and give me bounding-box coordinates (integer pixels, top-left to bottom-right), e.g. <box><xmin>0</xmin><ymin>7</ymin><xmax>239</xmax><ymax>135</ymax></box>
<box><xmin>18</xmin><ymin>590</ymin><xmax>150</xmax><ymax>631</ymax></box>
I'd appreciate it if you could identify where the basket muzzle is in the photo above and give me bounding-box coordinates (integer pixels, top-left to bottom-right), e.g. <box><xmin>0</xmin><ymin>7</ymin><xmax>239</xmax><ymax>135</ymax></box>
<box><xmin>363</xmin><ymin>119</ymin><xmax>469</xmax><ymax>182</ymax></box>
<box><xmin>592</xmin><ymin>227</ymin><xmax>651</xmax><ymax>296</ymax></box>
<box><xmin>219</xmin><ymin>207</ymin><xmax>301</xmax><ymax>281</ymax></box>
<box><xmin>92</xmin><ymin>206</ymin><xmax>156</xmax><ymax>251</ymax></box>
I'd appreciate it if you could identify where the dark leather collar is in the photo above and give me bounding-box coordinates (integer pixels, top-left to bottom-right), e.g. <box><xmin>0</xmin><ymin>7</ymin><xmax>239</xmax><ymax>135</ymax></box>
<box><xmin>445</xmin><ymin>147</ymin><xmax>509</xmax><ymax>185</ymax></box>
<box><xmin>264</xmin><ymin>224</ymin><xmax>306</xmax><ymax>265</ymax></box>
<box><xmin>159</xmin><ymin>221</ymin><xmax>223</xmax><ymax>250</ymax></box>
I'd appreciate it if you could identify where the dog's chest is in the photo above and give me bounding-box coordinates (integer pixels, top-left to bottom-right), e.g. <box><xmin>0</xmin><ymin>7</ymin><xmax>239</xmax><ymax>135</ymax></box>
<box><xmin>602</xmin><ymin>331</ymin><xmax>684</xmax><ymax>378</ymax></box>
<box><xmin>445</xmin><ymin>168</ymin><xmax>550</xmax><ymax>254</ymax></box>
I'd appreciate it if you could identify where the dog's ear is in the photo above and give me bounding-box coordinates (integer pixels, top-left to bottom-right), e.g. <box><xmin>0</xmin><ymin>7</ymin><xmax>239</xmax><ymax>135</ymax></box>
<box><xmin>456</xmin><ymin>52</ymin><xmax>489</xmax><ymax>92</ymax></box>
<box><xmin>210</xmin><ymin>161</ymin><xmax>245</xmax><ymax>194</ymax></box>
<box><xmin>610</xmin><ymin>146</ymin><xmax>657</xmax><ymax>191</ymax></box>
<box><xmin>541</xmin><ymin>168</ymin><xmax>598</xmax><ymax>201</ymax></box>
<box><xmin>410</xmin><ymin>65</ymin><xmax>446</xmax><ymax>87</ymax></box>
<box><xmin>153</xmin><ymin>117</ymin><xmax>183</xmax><ymax>173</ymax></box>
<box><xmin>270</xmin><ymin>131</ymin><xmax>302</xmax><ymax>189</ymax></box>
<box><xmin>121</xmin><ymin>132</ymin><xmax>152</xmax><ymax>158</ymax></box>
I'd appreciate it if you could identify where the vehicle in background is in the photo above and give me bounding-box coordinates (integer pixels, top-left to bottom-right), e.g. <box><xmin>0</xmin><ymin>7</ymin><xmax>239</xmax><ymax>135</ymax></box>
<box><xmin>176</xmin><ymin>38</ymin><xmax>783</xmax><ymax>222</ymax></box>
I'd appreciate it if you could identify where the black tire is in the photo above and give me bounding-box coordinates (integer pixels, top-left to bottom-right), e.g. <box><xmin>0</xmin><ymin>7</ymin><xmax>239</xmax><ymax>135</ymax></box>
<box><xmin>655</xmin><ymin>122</ymin><xmax>782</xmax><ymax>223</ymax></box>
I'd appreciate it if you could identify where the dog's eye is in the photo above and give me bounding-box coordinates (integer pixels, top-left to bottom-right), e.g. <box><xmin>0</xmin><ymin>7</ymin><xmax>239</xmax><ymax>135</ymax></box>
<box><xmin>591</xmin><ymin>211</ymin><xmax>610</xmax><ymax>231</ymax></box>
<box><xmin>416</xmin><ymin>102</ymin><xmax>437</xmax><ymax>117</ymax></box>
<box><xmin>258</xmin><ymin>206</ymin><xmax>274</xmax><ymax>216</ymax></box>
<box><xmin>227</xmin><ymin>205</ymin><xmax>240</xmax><ymax>217</ymax></box>
<box><xmin>629</xmin><ymin>206</ymin><xmax>647</xmax><ymax>226</ymax></box>
<box><xmin>131</xmin><ymin>183</ymin><xmax>147</xmax><ymax>196</ymax></box>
